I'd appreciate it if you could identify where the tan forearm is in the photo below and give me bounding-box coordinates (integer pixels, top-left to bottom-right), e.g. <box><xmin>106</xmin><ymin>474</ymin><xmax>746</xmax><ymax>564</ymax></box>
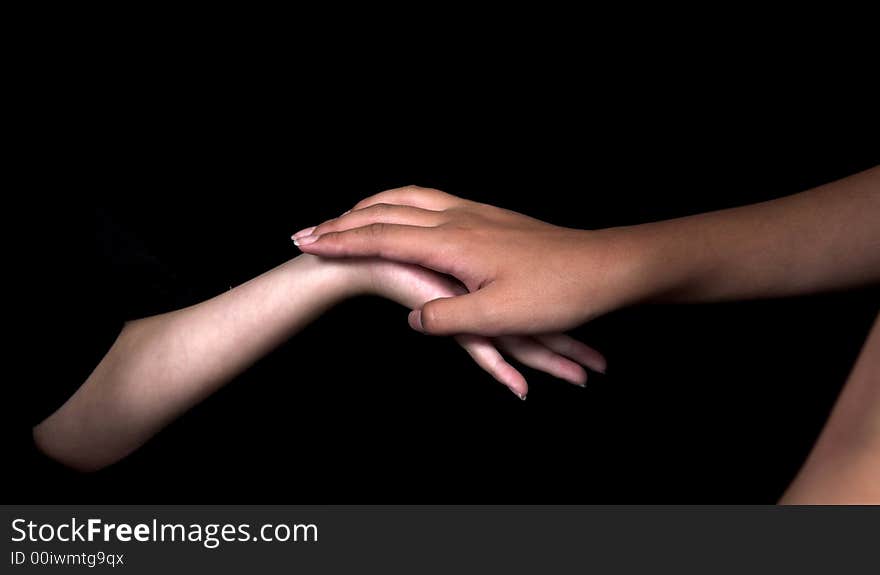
<box><xmin>617</xmin><ymin>166</ymin><xmax>880</xmax><ymax>305</ymax></box>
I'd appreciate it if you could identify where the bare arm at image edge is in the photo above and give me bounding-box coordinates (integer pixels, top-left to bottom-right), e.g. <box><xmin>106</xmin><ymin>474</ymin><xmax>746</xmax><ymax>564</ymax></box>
<box><xmin>295</xmin><ymin>167</ymin><xmax>880</xmax><ymax>335</ymax></box>
<box><xmin>780</xmin><ymin>314</ymin><xmax>880</xmax><ymax>504</ymax></box>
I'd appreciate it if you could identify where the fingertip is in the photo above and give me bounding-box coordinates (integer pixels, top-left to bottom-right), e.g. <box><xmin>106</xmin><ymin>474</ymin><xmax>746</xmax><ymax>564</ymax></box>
<box><xmin>553</xmin><ymin>356</ymin><xmax>588</xmax><ymax>387</ymax></box>
<box><xmin>584</xmin><ymin>353</ymin><xmax>607</xmax><ymax>374</ymax></box>
<box><xmin>496</xmin><ymin>364</ymin><xmax>528</xmax><ymax>400</ymax></box>
<box><xmin>291</xmin><ymin>226</ymin><xmax>317</xmax><ymax>240</ymax></box>
<box><xmin>508</xmin><ymin>378</ymin><xmax>529</xmax><ymax>400</ymax></box>
<box><xmin>564</xmin><ymin>339</ymin><xmax>607</xmax><ymax>374</ymax></box>
<box><xmin>569</xmin><ymin>365</ymin><xmax>588</xmax><ymax>387</ymax></box>
<box><xmin>292</xmin><ymin>234</ymin><xmax>321</xmax><ymax>248</ymax></box>
<box><xmin>418</xmin><ymin>298</ymin><xmax>452</xmax><ymax>335</ymax></box>
<box><xmin>596</xmin><ymin>357</ymin><xmax>607</xmax><ymax>374</ymax></box>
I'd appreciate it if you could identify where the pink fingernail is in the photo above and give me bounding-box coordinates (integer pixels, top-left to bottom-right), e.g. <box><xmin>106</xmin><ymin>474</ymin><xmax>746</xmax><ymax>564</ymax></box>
<box><xmin>513</xmin><ymin>390</ymin><xmax>527</xmax><ymax>401</ymax></box>
<box><xmin>293</xmin><ymin>234</ymin><xmax>320</xmax><ymax>247</ymax></box>
<box><xmin>292</xmin><ymin>226</ymin><xmax>317</xmax><ymax>240</ymax></box>
<box><xmin>408</xmin><ymin>309</ymin><xmax>424</xmax><ymax>332</ymax></box>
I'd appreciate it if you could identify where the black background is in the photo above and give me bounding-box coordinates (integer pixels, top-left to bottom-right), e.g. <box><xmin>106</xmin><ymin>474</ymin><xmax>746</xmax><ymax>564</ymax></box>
<box><xmin>7</xmin><ymin>34</ymin><xmax>879</xmax><ymax>503</ymax></box>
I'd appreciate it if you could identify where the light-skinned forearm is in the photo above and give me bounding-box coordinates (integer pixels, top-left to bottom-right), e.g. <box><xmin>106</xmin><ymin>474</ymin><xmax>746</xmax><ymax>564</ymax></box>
<box><xmin>33</xmin><ymin>255</ymin><xmax>363</xmax><ymax>471</ymax></box>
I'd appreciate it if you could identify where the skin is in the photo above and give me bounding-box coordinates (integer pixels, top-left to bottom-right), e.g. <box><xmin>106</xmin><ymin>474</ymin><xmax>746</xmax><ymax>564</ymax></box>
<box><xmin>780</xmin><ymin>316</ymin><xmax>880</xmax><ymax>504</ymax></box>
<box><xmin>294</xmin><ymin>168</ymin><xmax>880</xmax><ymax>335</ymax></box>
<box><xmin>33</xmin><ymin>255</ymin><xmax>604</xmax><ymax>472</ymax></box>
<box><xmin>294</xmin><ymin>167</ymin><xmax>880</xmax><ymax>502</ymax></box>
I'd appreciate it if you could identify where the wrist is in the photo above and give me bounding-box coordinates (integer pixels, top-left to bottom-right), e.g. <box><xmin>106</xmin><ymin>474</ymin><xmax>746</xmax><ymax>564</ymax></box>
<box><xmin>574</xmin><ymin>225</ymin><xmax>672</xmax><ymax>317</ymax></box>
<box><xmin>612</xmin><ymin>220</ymin><xmax>709</xmax><ymax>304</ymax></box>
<box><xmin>282</xmin><ymin>254</ymin><xmax>373</xmax><ymax>302</ymax></box>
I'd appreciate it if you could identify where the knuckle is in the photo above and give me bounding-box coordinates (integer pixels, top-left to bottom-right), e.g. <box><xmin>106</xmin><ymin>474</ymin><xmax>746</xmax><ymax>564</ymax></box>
<box><xmin>370</xmin><ymin>202</ymin><xmax>394</xmax><ymax>215</ymax></box>
<box><xmin>313</xmin><ymin>221</ymin><xmax>334</xmax><ymax>235</ymax></box>
<box><xmin>439</xmin><ymin>223</ymin><xmax>471</xmax><ymax>246</ymax></box>
<box><xmin>314</xmin><ymin>231</ymin><xmax>341</xmax><ymax>251</ymax></box>
<box><xmin>401</xmin><ymin>184</ymin><xmax>439</xmax><ymax>198</ymax></box>
<box><xmin>320</xmin><ymin>230</ymin><xmax>339</xmax><ymax>244</ymax></box>
<box><xmin>441</xmin><ymin>209</ymin><xmax>474</xmax><ymax>228</ymax></box>
<box><xmin>366</xmin><ymin>222</ymin><xmax>387</xmax><ymax>237</ymax></box>
<box><xmin>355</xmin><ymin>193</ymin><xmax>383</xmax><ymax>209</ymax></box>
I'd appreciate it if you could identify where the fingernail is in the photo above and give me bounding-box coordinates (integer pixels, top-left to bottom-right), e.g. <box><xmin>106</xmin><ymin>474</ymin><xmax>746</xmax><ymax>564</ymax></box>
<box><xmin>575</xmin><ymin>382</ymin><xmax>587</xmax><ymax>388</ymax></box>
<box><xmin>408</xmin><ymin>309</ymin><xmax>424</xmax><ymax>332</ymax></box>
<box><xmin>341</xmin><ymin>209</ymin><xmax>351</xmax><ymax>216</ymax></box>
<box><xmin>292</xmin><ymin>226</ymin><xmax>317</xmax><ymax>240</ymax></box>
<box><xmin>293</xmin><ymin>234</ymin><xmax>320</xmax><ymax>247</ymax></box>
<box><xmin>514</xmin><ymin>390</ymin><xmax>527</xmax><ymax>401</ymax></box>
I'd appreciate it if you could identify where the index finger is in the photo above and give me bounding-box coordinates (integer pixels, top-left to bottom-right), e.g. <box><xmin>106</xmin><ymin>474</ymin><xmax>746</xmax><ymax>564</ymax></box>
<box><xmin>296</xmin><ymin>222</ymin><xmax>454</xmax><ymax>274</ymax></box>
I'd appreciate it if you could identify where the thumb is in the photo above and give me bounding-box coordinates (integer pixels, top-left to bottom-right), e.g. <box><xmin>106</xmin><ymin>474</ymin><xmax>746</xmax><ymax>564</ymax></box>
<box><xmin>408</xmin><ymin>288</ymin><xmax>500</xmax><ymax>336</ymax></box>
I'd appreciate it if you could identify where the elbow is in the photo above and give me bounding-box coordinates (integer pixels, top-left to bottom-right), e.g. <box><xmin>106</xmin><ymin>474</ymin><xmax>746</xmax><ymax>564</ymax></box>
<box><xmin>30</xmin><ymin>318</ymin><xmax>160</xmax><ymax>474</ymax></box>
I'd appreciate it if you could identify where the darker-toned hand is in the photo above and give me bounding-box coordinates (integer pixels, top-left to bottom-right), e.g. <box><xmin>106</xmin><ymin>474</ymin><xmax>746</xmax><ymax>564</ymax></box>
<box><xmin>294</xmin><ymin>186</ymin><xmax>639</xmax><ymax>336</ymax></box>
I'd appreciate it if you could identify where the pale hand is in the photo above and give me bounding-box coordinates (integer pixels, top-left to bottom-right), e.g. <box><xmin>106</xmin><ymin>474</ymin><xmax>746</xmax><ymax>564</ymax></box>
<box><xmin>338</xmin><ymin>255</ymin><xmax>606</xmax><ymax>399</ymax></box>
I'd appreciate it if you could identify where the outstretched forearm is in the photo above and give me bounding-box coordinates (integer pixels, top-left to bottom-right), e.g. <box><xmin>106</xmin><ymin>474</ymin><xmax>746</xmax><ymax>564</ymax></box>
<box><xmin>34</xmin><ymin>253</ymin><xmax>605</xmax><ymax>471</ymax></box>
<box><xmin>294</xmin><ymin>172</ymin><xmax>879</xmax><ymax>336</ymax></box>
<box><xmin>33</xmin><ymin>255</ymin><xmax>364</xmax><ymax>471</ymax></box>
<box><xmin>620</xmin><ymin>166</ymin><xmax>880</xmax><ymax>305</ymax></box>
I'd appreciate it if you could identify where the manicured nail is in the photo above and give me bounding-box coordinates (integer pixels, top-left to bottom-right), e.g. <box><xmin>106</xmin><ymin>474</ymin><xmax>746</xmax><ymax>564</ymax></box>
<box><xmin>408</xmin><ymin>309</ymin><xmax>424</xmax><ymax>332</ymax></box>
<box><xmin>292</xmin><ymin>226</ymin><xmax>317</xmax><ymax>240</ymax></box>
<box><xmin>293</xmin><ymin>234</ymin><xmax>320</xmax><ymax>247</ymax></box>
